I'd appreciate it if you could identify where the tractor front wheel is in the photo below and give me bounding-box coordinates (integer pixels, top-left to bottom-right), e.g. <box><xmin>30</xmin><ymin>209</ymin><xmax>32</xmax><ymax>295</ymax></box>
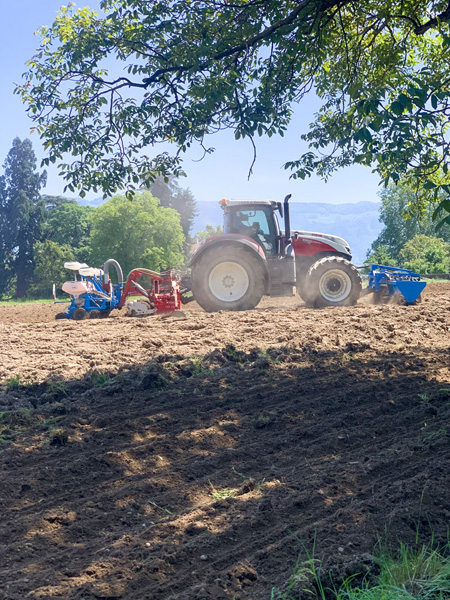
<box><xmin>304</xmin><ymin>257</ymin><xmax>362</xmax><ymax>307</ymax></box>
<box><xmin>192</xmin><ymin>247</ymin><xmax>266</xmax><ymax>312</ymax></box>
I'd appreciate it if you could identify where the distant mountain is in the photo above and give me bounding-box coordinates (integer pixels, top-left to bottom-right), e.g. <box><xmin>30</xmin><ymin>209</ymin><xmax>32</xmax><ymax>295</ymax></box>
<box><xmin>193</xmin><ymin>200</ymin><xmax>383</xmax><ymax>265</ymax></box>
<box><xmin>76</xmin><ymin>196</ymin><xmax>106</xmax><ymax>208</ymax></box>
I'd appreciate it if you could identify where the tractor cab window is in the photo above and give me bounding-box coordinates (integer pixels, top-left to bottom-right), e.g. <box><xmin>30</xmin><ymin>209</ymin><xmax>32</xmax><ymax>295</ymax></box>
<box><xmin>229</xmin><ymin>207</ymin><xmax>278</xmax><ymax>256</ymax></box>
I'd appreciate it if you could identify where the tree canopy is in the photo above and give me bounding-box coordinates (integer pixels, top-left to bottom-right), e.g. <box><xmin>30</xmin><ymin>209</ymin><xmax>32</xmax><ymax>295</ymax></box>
<box><xmin>17</xmin><ymin>1</ymin><xmax>450</xmax><ymax>216</ymax></box>
<box><xmin>194</xmin><ymin>224</ymin><xmax>224</xmax><ymax>241</ymax></box>
<box><xmin>368</xmin><ymin>184</ymin><xmax>450</xmax><ymax>261</ymax></box>
<box><xmin>146</xmin><ymin>176</ymin><xmax>197</xmax><ymax>242</ymax></box>
<box><xmin>43</xmin><ymin>203</ymin><xmax>94</xmax><ymax>263</ymax></box>
<box><xmin>399</xmin><ymin>234</ymin><xmax>450</xmax><ymax>273</ymax></box>
<box><xmin>0</xmin><ymin>138</ymin><xmax>47</xmax><ymax>298</ymax></box>
<box><xmin>29</xmin><ymin>240</ymin><xmax>75</xmax><ymax>298</ymax></box>
<box><xmin>88</xmin><ymin>190</ymin><xmax>184</xmax><ymax>276</ymax></box>
<box><xmin>42</xmin><ymin>194</ymin><xmax>77</xmax><ymax>211</ymax></box>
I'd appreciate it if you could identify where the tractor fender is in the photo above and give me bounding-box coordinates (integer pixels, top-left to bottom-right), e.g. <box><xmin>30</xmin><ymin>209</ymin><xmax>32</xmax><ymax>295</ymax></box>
<box><xmin>189</xmin><ymin>234</ymin><xmax>268</xmax><ymax>270</ymax></box>
<box><xmin>296</xmin><ymin>250</ymin><xmax>352</xmax><ymax>276</ymax></box>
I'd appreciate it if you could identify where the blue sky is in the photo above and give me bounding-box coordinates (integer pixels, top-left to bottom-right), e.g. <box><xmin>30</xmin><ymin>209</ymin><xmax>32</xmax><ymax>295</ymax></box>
<box><xmin>1</xmin><ymin>1</ymin><xmax>382</xmax><ymax>205</ymax></box>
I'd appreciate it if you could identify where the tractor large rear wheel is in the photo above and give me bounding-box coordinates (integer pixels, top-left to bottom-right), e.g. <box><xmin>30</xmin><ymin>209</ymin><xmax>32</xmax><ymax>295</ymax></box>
<box><xmin>192</xmin><ymin>247</ymin><xmax>266</xmax><ymax>312</ymax></box>
<box><xmin>304</xmin><ymin>257</ymin><xmax>362</xmax><ymax>307</ymax></box>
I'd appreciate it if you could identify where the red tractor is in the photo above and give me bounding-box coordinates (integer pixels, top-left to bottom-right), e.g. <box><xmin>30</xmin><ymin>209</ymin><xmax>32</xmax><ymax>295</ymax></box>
<box><xmin>187</xmin><ymin>194</ymin><xmax>362</xmax><ymax>311</ymax></box>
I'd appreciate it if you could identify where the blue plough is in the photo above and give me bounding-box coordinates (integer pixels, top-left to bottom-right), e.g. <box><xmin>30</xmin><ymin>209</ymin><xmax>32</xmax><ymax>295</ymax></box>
<box><xmin>361</xmin><ymin>264</ymin><xmax>427</xmax><ymax>305</ymax></box>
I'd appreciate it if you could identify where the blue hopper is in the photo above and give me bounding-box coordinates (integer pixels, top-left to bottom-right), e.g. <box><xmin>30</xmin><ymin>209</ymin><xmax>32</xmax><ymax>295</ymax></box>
<box><xmin>362</xmin><ymin>264</ymin><xmax>426</xmax><ymax>305</ymax></box>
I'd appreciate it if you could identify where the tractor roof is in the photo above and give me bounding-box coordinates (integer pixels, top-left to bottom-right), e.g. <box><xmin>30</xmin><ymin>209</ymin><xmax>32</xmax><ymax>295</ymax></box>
<box><xmin>219</xmin><ymin>198</ymin><xmax>277</xmax><ymax>209</ymax></box>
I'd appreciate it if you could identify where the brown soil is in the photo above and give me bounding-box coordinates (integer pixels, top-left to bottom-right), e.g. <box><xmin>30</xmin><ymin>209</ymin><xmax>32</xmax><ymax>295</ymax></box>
<box><xmin>1</xmin><ymin>285</ymin><xmax>449</xmax><ymax>600</ymax></box>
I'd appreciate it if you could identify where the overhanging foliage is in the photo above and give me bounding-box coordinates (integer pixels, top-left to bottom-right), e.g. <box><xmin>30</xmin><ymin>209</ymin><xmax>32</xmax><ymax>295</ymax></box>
<box><xmin>16</xmin><ymin>0</ymin><xmax>450</xmax><ymax>219</ymax></box>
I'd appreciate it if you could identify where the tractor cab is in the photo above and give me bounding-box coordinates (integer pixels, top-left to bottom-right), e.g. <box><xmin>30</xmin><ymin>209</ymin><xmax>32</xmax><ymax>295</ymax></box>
<box><xmin>222</xmin><ymin>199</ymin><xmax>282</xmax><ymax>257</ymax></box>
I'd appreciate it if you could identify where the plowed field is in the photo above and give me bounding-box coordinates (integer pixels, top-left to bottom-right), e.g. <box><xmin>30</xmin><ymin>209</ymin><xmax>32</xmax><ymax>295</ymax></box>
<box><xmin>1</xmin><ymin>285</ymin><xmax>449</xmax><ymax>599</ymax></box>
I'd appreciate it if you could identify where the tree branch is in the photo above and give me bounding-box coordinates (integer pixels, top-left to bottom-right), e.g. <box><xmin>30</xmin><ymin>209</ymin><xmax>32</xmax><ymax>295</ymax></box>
<box><xmin>414</xmin><ymin>1</ymin><xmax>450</xmax><ymax>34</ymax></box>
<box><xmin>142</xmin><ymin>0</ymin><xmax>347</xmax><ymax>86</ymax></box>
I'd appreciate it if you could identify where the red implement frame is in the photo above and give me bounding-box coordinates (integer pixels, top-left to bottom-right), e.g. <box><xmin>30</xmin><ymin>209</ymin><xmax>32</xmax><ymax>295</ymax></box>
<box><xmin>119</xmin><ymin>268</ymin><xmax>182</xmax><ymax>314</ymax></box>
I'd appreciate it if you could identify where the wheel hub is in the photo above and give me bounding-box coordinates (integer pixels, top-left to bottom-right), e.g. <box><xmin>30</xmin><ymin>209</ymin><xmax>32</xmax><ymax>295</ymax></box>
<box><xmin>208</xmin><ymin>261</ymin><xmax>249</xmax><ymax>302</ymax></box>
<box><xmin>327</xmin><ymin>278</ymin><xmax>342</xmax><ymax>292</ymax></box>
<box><xmin>318</xmin><ymin>269</ymin><xmax>351</xmax><ymax>302</ymax></box>
<box><xmin>222</xmin><ymin>275</ymin><xmax>235</xmax><ymax>289</ymax></box>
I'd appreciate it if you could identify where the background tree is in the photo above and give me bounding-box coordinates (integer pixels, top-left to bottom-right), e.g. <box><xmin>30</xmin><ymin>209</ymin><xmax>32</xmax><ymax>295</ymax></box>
<box><xmin>16</xmin><ymin>1</ymin><xmax>450</xmax><ymax>218</ymax></box>
<box><xmin>368</xmin><ymin>185</ymin><xmax>450</xmax><ymax>262</ymax></box>
<box><xmin>89</xmin><ymin>191</ymin><xmax>184</xmax><ymax>277</ymax></box>
<box><xmin>146</xmin><ymin>176</ymin><xmax>197</xmax><ymax>242</ymax></box>
<box><xmin>365</xmin><ymin>245</ymin><xmax>396</xmax><ymax>267</ymax></box>
<box><xmin>0</xmin><ymin>138</ymin><xmax>46</xmax><ymax>298</ymax></box>
<box><xmin>42</xmin><ymin>195</ymin><xmax>77</xmax><ymax>211</ymax></box>
<box><xmin>194</xmin><ymin>224</ymin><xmax>224</xmax><ymax>241</ymax></box>
<box><xmin>29</xmin><ymin>240</ymin><xmax>74</xmax><ymax>298</ymax></box>
<box><xmin>0</xmin><ymin>181</ymin><xmax>13</xmax><ymax>297</ymax></box>
<box><xmin>399</xmin><ymin>235</ymin><xmax>450</xmax><ymax>274</ymax></box>
<box><xmin>42</xmin><ymin>203</ymin><xmax>94</xmax><ymax>263</ymax></box>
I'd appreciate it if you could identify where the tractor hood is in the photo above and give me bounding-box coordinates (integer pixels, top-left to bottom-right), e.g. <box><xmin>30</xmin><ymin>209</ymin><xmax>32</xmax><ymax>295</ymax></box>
<box><xmin>294</xmin><ymin>230</ymin><xmax>349</xmax><ymax>247</ymax></box>
<box><xmin>288</xmin><ymin>230</ymin><xmax>352</xmax><ymax>256</ymax></box>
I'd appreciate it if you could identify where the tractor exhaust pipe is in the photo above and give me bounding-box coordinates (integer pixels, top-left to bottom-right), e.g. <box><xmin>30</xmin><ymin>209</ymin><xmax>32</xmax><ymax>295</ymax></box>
<box><xmin>283</xmin><ymin>194</ymin><xmax>292</xmax><ymax>248</ymax></box>
<box><xmin>281</xmin><ymin>194</ymin><xmax>296</xmax><ymax>290</ymax></box>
